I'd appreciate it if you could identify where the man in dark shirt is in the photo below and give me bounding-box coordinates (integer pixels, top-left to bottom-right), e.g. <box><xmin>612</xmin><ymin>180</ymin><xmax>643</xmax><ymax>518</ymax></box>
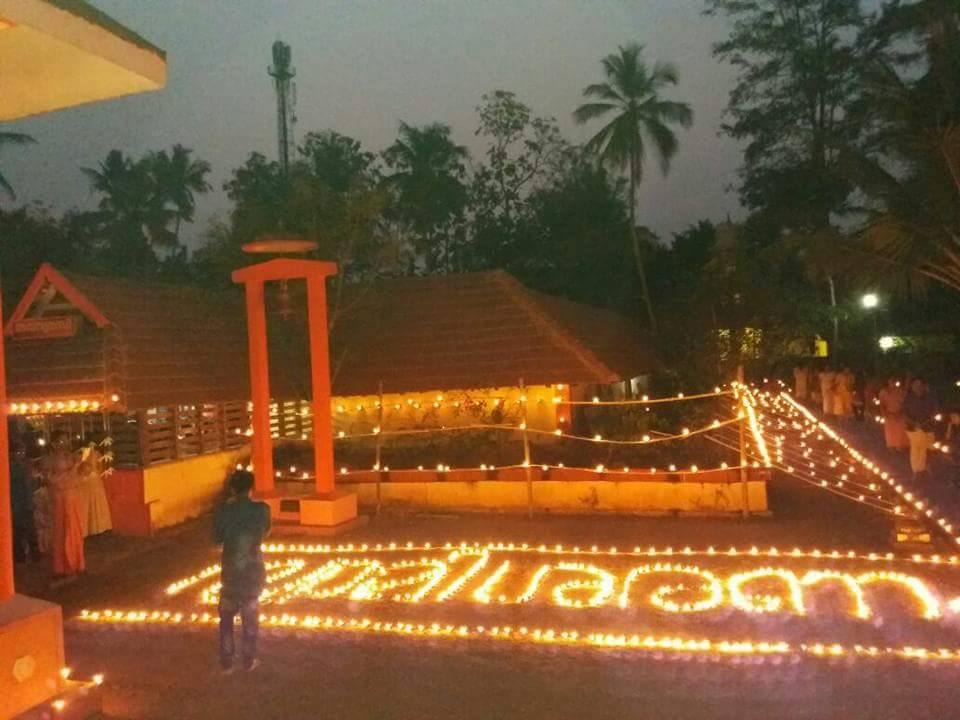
<box><xmin>903</xmin><ymin>378</ymin><xmax>939</xmax><ymax>475</ymax></box>
<box><xmin>214</xmin><ymin>469</ymin><xmax>270</xmax><ymax>673</ymax></box>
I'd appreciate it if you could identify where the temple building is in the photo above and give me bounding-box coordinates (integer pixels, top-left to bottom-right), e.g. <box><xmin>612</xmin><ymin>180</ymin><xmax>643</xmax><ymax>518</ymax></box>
<box><xmin>4</xmin><ymin>264</ymin><xmax>659</xmax><ymax>533</ymax></box>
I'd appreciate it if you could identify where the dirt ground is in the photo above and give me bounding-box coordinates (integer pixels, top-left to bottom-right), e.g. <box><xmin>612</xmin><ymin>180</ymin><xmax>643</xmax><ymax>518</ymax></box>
<box><xmin>10</xmin><ymin>489</ymin><xmax>956</xmax><ymax>718</ymax></box>
<box><xmin>14</xmin><ymin>417</ymin><xmax>960</xmax><ymax>720</ymax></box>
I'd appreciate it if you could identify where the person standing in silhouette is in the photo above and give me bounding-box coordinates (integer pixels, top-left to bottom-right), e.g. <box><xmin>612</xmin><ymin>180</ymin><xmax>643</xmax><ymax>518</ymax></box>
<box><xmin>214</xmin><ymin>469</ymin><xmax>270</xmax><ymax>673</ymax></box>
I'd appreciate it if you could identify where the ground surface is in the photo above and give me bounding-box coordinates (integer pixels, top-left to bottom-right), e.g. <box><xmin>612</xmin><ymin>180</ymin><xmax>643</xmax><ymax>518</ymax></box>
<box><xmin>14</xmin><ymin>414</ymin><xmax>960</xmax><ymax>720</ymax></box>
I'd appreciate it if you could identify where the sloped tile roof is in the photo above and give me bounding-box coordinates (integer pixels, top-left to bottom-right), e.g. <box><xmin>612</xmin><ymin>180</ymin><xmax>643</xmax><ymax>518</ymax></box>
<box><xmin>329</xmin><ymin>270</ymin><xmax>658</xmax><ymax>395</ymax></box>
<box><xmin>4</xmin><ymin>266</ymin><xmax>658</xmax><ymax>408</ymax></box>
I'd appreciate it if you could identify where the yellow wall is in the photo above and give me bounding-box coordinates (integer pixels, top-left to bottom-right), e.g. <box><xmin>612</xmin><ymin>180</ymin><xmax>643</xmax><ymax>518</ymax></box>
<box><xmin>332</xmin><ymin>385</ymin><xmax>563</xmax><ymax>435</ymax></box>
<box><xmin>339</xmin><ymin>479</ymin><xmax>767</xmax><ymax>515</ymax></box>
<box><xmin>270</xmin><ymin>385</ymin><xmax>568</xmax><ymax>440</ymax></box>
<box><xmin>143</xmin><ymin>448</ymin><xmax>247</xmax><ymax>529</ymax></box>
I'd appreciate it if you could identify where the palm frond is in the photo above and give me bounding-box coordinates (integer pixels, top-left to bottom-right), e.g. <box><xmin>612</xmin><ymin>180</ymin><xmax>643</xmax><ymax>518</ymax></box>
<box><xmin>0</xmin><ymin>132</ymin><xmax>36</xmax><ymax>147</ymax></box>
<box><xmin>573</xmin><ymin>102</ymin><xmax>618</xmax><ymax>125</ymax></box>
<box><xmin>644</xmin><ymin>119</ymin><xmax>679</xmax><ymax>175</ymax></box>
<box><xmin>0</xmin><ymin>171</ymin><xmax>16</xmax><ymax>199</ymax></box>
<box><xmin>580</xmin><ymin>83</ymin><xmax>624</xmax><ymax>103</ymax></box>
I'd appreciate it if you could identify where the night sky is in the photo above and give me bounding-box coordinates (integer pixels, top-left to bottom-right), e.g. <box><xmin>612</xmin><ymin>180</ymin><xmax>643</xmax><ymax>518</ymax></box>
<box><xmin>3</xmin><ymin>0</ymin><xmax>742</xmax><ymax>247</ymax></box>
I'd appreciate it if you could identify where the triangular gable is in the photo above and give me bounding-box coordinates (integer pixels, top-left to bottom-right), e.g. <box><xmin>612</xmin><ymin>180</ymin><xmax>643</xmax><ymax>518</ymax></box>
<box><xmin>3</xmin><ymin>263</ymin><xmax>110</xmax><ymax>336</ymax></box>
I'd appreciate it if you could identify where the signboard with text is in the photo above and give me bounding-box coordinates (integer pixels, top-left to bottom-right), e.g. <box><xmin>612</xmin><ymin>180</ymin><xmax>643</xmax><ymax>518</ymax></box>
<box><xmin>11</xmin><ymin>315</ymin><xmax>81</xmax><ymax>340</ymax></box>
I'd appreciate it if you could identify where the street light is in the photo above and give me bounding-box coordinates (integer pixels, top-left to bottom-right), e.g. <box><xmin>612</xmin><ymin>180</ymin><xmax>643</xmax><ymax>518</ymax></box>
<box><xmin>861</xmin><ymin>293</ymin><xmax>880</xmax><ymax>373</ymax></box>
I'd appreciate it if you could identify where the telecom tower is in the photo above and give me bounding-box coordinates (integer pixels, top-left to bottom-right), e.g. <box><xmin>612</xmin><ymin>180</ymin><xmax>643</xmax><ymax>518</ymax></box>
<box><xmin>269</xmin><ymin>40</ymin><xmax>297</xmax><ymax>173</ymax></box>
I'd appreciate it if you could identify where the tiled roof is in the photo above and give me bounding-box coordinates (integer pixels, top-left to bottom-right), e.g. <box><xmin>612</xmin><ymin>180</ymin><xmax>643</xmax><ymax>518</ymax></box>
<box><xmin>329</xmin><ymin>270</ymin><xmax>658</xmax><ymax>395</ymax></box>
<box><xmin>4</xmin><ymin>266</ymin><xmax>657</xmax><ymax>408</ymax></box>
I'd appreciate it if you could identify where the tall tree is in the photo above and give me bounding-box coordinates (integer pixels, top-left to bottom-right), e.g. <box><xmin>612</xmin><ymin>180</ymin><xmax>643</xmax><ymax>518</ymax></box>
<box><xmin>842</xmin><ymin>0</ymin><xmax>960</xmax><ymax>293</ymax></box>
<box><xmin>706</xmin><ymin>0</ymin><xmax>864</xmax><ymax>230</ymax></box>
<box><xmin>207</xmin><ymin>133</ymin><xmax>394</xmax><ymax>290</ymax></box>
<box><xmin>574</xmin><ymin>43</ymin><xmax>693</xmax><ymax>332</ymax></box>
<box><xmin>706</xmin><ymin>0</ymin><xmax>865</xmax><ymax>350</ymax></box>
<box><xmin>383</xmin><ymin>122</ymin><xmax>469</xmax><ymax>272</ymax></box>
<box><xmin>519</xmin><ymin>157</ymin><xmax>635</xmax><ymax>312</ymax></box>
<box><xmin>300</xmin><ymin>131</ymin><xmax>377</xmax><ymax>194</ymax></box>
<box><xmin>468</xmin><ymin>91</ymin><xmax>569</xmax><ymax>270</ymax></box>
<box><xmin>148</xmin><ymin>144</ymin><xmax>211</xmax><ymax>243</ymax></box>
<box><xmin>81</xmin><ymin>149</ymin><xmax>164</xmax><ymax>273</ymax></box>
<box><xmin>0</xmin><ymin>131</ymin><xmax>35</xmax><ymax>199</ymax></box>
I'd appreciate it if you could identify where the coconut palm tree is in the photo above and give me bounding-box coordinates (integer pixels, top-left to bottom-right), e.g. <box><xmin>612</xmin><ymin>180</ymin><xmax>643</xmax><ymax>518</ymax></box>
<box><xmin>0</xmin><ymin>131</ymin><xmax>36</xmax><ymax>199</ymax></box>
<box><xmin>82</xmin><ymin>149</ymin><xmax>174</xmax><ymax>248</ymax></box>
<box><xmin>574</xmin><ymin>43</ymin><xmax>693</xmax><ymax>332</ymax></box>
<box><xmin>148</xmin><ymin>144</ymin><xmax>211</xmax><ymax>243</ymax></box>
<box><xmin>383</xmin><ymin>122</ymin><xmax>469</xmax><ymax>272</ymax></box>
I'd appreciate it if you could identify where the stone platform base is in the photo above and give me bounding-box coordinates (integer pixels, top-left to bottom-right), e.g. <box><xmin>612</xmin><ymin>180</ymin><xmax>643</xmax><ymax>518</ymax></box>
<box><xmin>272</xmin><ymin>515</ymin><xmax>370</xmax><ymax>536</ymax></box>
<box><xmin>261</xmin><ymin>490</ymin><xmax>364</xmax><ymax>535</ymax></box>
<box><xmin>0</xmin><ymin>595</ymin><xmax>65</xmax><ymax>719</ymax></box>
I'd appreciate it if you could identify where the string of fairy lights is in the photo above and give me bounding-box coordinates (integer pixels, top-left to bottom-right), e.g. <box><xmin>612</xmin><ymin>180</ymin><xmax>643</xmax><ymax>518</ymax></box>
<box><xmin>780</xmin><ymin>392</ymin><xmax>960</xmax><ymax>546</ymax></box>
<box><xmin>329</xmin><ymin>417</ymin><xmax>738</xmax><ymax>444</ymax></box>
<box><xmin>706</xmin><ymin>400</ymin><xmax>905</xmax><ymax>514</ymax></box>
<box><xmin>75</xmin><ymin>539</ymin><xmax>960</xmax><ymax>664</ymax></box>
<box><xmin>270</xmin><ymin>386</ymin><xmax>749</xmax><ymax>483</ymax></box>
<box><xmin>5</xmin><ymin>386</ymin><xmax>732</xmax><ymax>417</ymax></box>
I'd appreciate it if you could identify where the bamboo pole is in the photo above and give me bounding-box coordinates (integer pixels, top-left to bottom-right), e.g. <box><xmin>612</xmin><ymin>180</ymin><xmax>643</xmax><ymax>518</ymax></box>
<box><xmin>737</xmin><ymin>364</ymin><xmax>749</xmax><ymax>519</ymax></box>
<box><xmin>375</xmin><ymin>380</ymin><xmax>384</xmax><ymax>516</ymax></box>
<box><xmin>520</xmin><ymin>379</ymin><xmax>533</xmax><ymax>518</ymax></box>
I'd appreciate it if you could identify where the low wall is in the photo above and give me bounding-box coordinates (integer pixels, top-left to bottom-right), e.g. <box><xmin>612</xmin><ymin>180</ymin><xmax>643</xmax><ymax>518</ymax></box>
<box><xmin>143</xmin><ymin>448</ymin><xmax>248</xmax><ymax>530</ymax></box>
<box><xmin>337</xmin><ymin>467</ymin><xmax>768</xmax><ymax>515</ymax></box>
<box><xmin>105</xmin><ymin>448</ymin><xmax>247</xmax><ymax>535</ymax></box>
<box><xmin>104</xmin><ymin>468</ymin><xmax>150</xmax><ymax>535</ymax></box>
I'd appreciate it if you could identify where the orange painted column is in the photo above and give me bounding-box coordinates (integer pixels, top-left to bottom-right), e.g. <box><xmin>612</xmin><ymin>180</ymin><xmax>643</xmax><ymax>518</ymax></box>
<box><xmin>0</xmin><ymin>283</ymin><xmax>13</xmax><ymax>600</ymax></box>
<box><xmin>243</xmin><ymin>281</ymin><xmax>275</xmax><ymax>494</ymax></box>
<box><xmin>306</xmin><ymin>275</ymin><xmax>334</xmax><ymax>495</ymax></box>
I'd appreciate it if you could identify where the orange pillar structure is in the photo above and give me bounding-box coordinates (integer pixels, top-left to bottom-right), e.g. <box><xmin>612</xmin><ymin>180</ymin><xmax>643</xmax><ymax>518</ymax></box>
<box><xmin>306</xmin><ymin>275</ymin><xmax>335</xmax><ymax>495</ymax></box>
<box><xmin>0</xmin><ymin>284</ymin><xmax>13</xmax><ymax>601</ymax></box>
<box><xmin>242</xmin><ymin>280</ymin><xmax>275</xmax><ymax>494</ymax></box>
<box><xmin>233</xmin><ymin>259</ymin><xmax>359</xmax><ymax>532</ymax></box>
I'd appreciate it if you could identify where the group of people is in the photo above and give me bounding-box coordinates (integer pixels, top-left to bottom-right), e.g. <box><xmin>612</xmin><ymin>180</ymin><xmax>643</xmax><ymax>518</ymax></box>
<box><xmin>876</xmin><ymin>376</ymin><xmax>940</xmax><ymax>475</ymax></box>
<box><xmin>9</xmin><ymin>430</ymin><xmax>113</xmax><ymax>578</ymax></box>
<box><xmin>792</xmin><ymin>364</ymin><xmax>945</xmax><ymax>476</ymax></box>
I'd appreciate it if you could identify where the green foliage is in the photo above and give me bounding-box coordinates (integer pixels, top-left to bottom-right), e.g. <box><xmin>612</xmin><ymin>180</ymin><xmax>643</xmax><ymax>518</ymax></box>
<box><xmin>466</xmin><ymin>91</ymin><xmax>570</xmax><ymax>270</ymax></box>
<box><xmin>513</xmin><ymin>157</ymin><xmax>636</xmax><ymax>312</ymax></box>
<box><xmin>382</xmin><ymin>122</ymin><xmax>468</xmax><ymax>273</ymax></box>
<box><xmin>206</xmin><ymin>132</ymin><xmax>394</xmax><ymax>293</ymax></box>
<box><xmin>0</xmin><ymin>204</ymin><xmax>84</xmax><ymax>306</ymax></box>
<box><xmin>705</xmin><ymin>0</ymin><xmax>864</xmax><ymax>230</ymax></box>
<box><xmin>841</xmin><ymin>0</ymin><xmax>960</xmax><ymax>294</ymax></box>
<box><xmin>80</xmin><ymin>145</ymin><xmax>212</xmax><ymax>277</ymax></box>
<box><xmin>0</xmin><ymin>132</ymin><xmax>36</xmax><ymax>200</ymax></box>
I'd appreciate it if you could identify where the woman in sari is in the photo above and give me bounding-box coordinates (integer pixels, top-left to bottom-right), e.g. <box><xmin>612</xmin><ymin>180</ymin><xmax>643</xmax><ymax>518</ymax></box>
<box><xmin>80</xmin><ymin>436</ymin><xmax>113</xmax><ymax>536</ymax></box>
<box><xmin>43</xmin><ymin>432</ymin><xmax>85</xmax><ymax>577</ymax></box>
<box><xmin>878</xmin><ymin>378</ymin><xmax>908</xmax><ymax>450</ymax></box>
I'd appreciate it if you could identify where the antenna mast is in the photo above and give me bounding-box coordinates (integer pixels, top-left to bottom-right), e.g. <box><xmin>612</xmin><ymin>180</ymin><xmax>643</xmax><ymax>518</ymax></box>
<box><xmin>268</xmin><ymin>40</ymin><xmax>296</xmax><ymax>173</ymax></box>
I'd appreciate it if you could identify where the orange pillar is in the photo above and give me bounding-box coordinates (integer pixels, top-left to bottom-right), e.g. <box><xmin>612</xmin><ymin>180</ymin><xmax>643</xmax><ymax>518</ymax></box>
<box><xmin>306</xmin><ymin>275</ymin><xmax>334</xmax><ymax>495</ymax></box>
<box><xmin>0</xmin><ymin>283</ymin><xmax>12</xmax><ymax>600</ymax></box>
<box><xmin>243</xmin><ymin>281</ymin><xmax>275</xmax><ymax>494</ymax></box>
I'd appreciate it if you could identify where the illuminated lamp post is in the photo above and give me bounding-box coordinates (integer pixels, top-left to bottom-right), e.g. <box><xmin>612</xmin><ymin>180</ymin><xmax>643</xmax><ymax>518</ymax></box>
<box><xmin>861</xmin><ymin>293</ymin><xmax>880</xmax><ymax>374</ymax></box>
